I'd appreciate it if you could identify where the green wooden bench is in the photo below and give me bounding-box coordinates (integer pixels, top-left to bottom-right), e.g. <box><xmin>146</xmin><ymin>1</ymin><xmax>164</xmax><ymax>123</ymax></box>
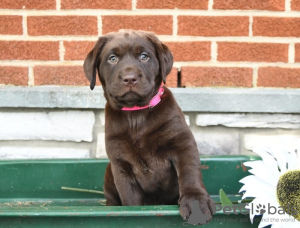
<box><xmin>0</xmin><ymin>155</ymin><xmax>261</xmax><ymax>227</ymax></box>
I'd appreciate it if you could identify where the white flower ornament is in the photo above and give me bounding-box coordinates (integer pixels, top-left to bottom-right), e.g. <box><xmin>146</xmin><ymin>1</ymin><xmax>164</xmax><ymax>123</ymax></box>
<box><xmin>239</xmin><ymin>148</ymin><xmax>300</xmax><ymax>228</ymax></box>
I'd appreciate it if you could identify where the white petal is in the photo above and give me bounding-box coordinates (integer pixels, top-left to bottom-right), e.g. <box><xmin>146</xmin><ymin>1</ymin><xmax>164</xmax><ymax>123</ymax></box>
<box><xmin>253</xmin><ymin>149</ymin><xmax>278</xmax><ymax>170</ymax></box>
<box><xmin>246</xmin><ymin>197</ymin><xmax>271</xmax><ymax>224</ymax></box>
<box><xmin>271</xmin><ymin>223</ymin><xmax>285</xmax><ymax>228</ymax></box>
<box><xmin>239</xmin><ymin>175</ymin><xmax>273</xmax><ymax>199</ymax></box>
<box><xmin>258</xmin><ymin>213</ymin><xmax>272</xmax><ymax>228</ymax></box>
<box><xmin>253</xmin><ymin>148</ymin><xmax>280</xmax><ymax>175</ymax></box>
<box><xmin>247</xmin><ymin>195</ymin><xmax>282</xmax><ymax>226</ymax></box>
<box><xmin>289</xmin><ymin>219</ymin><xmax>300</xmax><ymax>228</ymax></box>
<box><xmin>286</xmin><ymin>150</ymin><xmax>300</xmax><ymax>170</ymax></box>
<box><xmin>268</xmin><ymin>148</ymin><xmax>288</xmax><ymax>173</ymax></box>
<box><xmin>244</xmin><ymin>160</ymin><xmax>280</xmax><ymax>186</ymax></box>
<box><xmin>243</xmin><ymin>160</ymin><xmax>264</xmax><ymax>169</ymax></box>
<box><xmin>245</xmin><ymin>202</ymin><xmax>256</xmax><ymax>224</ymax></box>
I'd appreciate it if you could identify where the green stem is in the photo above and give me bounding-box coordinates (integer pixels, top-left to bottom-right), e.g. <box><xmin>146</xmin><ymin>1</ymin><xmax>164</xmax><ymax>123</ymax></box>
<box><xmin>61</xmin><ymin>186</ymin><xmax>104</xmax><ymax>195</ymax></box>
<box><xmin>215</xmin><ymin>199</ymin><xmax>253</xmax><ymax>205</ymax></box>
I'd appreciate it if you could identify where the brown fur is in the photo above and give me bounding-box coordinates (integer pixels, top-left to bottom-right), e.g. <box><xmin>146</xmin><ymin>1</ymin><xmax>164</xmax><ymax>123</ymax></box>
<box><xmin>83</xmin><ymin>30</ymin><xmax>215</xmax><ymax>224</ymax></box>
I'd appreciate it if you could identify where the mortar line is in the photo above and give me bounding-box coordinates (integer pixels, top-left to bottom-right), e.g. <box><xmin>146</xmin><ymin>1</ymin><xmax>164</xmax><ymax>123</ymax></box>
<box><xmin>97</xmin><ymin>15</ymin><xmax>102</xmax><ymax>36</ymax></box>
<box><xmin>56</xmin><ymin>0</ymin><xmax>61</xmax><ymax>10</ymax></box>
<box><xmin>208</xmin><ymin>0</ymin><xmax>214</xmax><ymax>10</ymax></box>
<box><xmin>2</xmin><ymin>9</ymin><xmax>300</xmax><ymax>17</ymax></box>
<box><xmin>172</xmin><ymin>62</ymin><xmax>300</xmax><ymax>68</ymax></box>
<box><xmin>2</xmin><ymin>60</ymin><xmax>300</xmax><ymax>68</ymax></box>
<box><xmin>28</xmin><ymin>66</ymin><xmax>34</xmax><ymax>86</ymax></box>
<box><xmin>2</xmin><ymin>35</ymin><xmax>300</xmax><ymax>43</ymax></box>
<box><xmin>289</xmin><ymin>43</ymin><xmax>295</xmax><ymax>63</ymax></box>
<box><xmin>22</xmin><ymin>14</ymin><xmax>28</xmax><ymax>36</ymax></box>
<box><xmin>249</xmin><ymin>16</ymin><xmax>253</xmax><ymax>37</ymax></box>
<box><xmin>211</xmin><ymin>41</ymin><xmax>218</xmax><ymax>62</ymax></box>
<box><xmin>173</xmin><ymin>14</ymin><xmax>178</xmax><ymax>37</ymax></box>
<box><xmin>285</xmin><ymin>0</ymin><xmax>291</xmax><ymax>11</ymax></box>
<box><xmin>132</xmin><ymin>0</ymin><xmax>137</xmax><ymax>10</ymax></box>
<box><xmin>252</xmin><ymin>67</ymin><xmax>258</xmax><ymax>88</ymax></box>
<box><xmin>59</xmin><ymin>41</ymin><xmax>65</xmax><ymax>61</ymax></box>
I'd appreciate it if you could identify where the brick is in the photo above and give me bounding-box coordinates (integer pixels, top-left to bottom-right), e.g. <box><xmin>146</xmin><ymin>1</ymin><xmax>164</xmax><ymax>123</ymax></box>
<box><xmin>178</xmin><ymin>16</ymin><xmax>249</xmax><ymax>36</ymax></box>
<box><xmin>296</xmin><ymin>44</ymin><xmax>300</xmax><ymax>62</ymax></box>
<box><xmin>166</xmin><ymin>68</ymin><xmax>178</xmax><ymax>88</ymax></box>
<box><xmin>28</xmin><ymin>16</ymin><xmax>97</xmax><ymax>36</ymax></box>
<box><xmin>258</xmin><ymin>67</ymin><xmax>300</xmax><ymax>88</ymax></box>
<box><xmin>64</xmin><ymin>41</ymin><xmax>95</xmax><ymax>60</ymax></box>
<box><xmin>0</xmin><ymin>41</ymin><xmax>59</xmax><ymax>60</ymax></box>
<box><xmin>0</xmin><ymin>16</ymin><xmax>23</xmax><ymax>35</ymax></box>
<box><xmin>253</xmin><ymin>17</ymin><xmax>300</xmax><ymax>37</ymax></box>
<box><xmin>0</xmin><ymin>67</ymin><xmax>28</xmax><ymax>86</ymax></box>
<box><xmin>165</xmin><ymin>42</ymin><xmax>211</xmax><ymax>62</ymax></box>
<box><xmin>34</xmin><ymin>66</ymin><xmax>90</xmax><ymax>86</ymax></box>
<box><xmin>218</xmin><ymin>42</ymin><xmax>288</xmax><ymax>62</ymax></box>
<box><xmin>137</xmin><ymin>0</ymin><xmax>208</xmax><ymax>9</ymax></box>
<box><xmin>213</xmin><ymin>0</ymin><xmax>285</xmax><ymax>11</ymax></box>
<box><xmin>61</xmin><ymin>0</ymin><xmax>131</xmax><ymax>9</ymax></box>
<box><xmin>0</xmin><ymin>0</ymin><xmax>55</xmax><ymax>9</ymax></box>
<box><xmin>181</xmin><ymin>67</ymin><xmax>253</xmax><ymax>87</ymax></box>
<box><xmin>291</xmin><ymin>0</ymin><xmax>300</xmax><ymax>10</ymax></box>
<box><xmin>102</xmin><ymin>16</ymin><xmax>173</xmax><ymax>35</ymax></box>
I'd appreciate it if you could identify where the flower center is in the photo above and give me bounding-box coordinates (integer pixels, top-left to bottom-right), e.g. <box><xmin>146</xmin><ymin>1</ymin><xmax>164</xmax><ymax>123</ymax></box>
<box><xmin>276</xmin><ymin>170</ymin><xmax>300</xmax><ymax>221</ymax></box>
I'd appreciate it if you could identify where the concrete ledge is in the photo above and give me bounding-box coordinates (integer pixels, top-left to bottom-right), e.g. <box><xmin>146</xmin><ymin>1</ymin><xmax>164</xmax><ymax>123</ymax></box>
<box><xmin>1</xmin><ymin>86</ymin><xmax>300</xmax><ymax>113</ymax></box>
<box><xmin>0</xmin><ymin>86</ymin><xmax>106</xmax><ymax>109</ymax></box>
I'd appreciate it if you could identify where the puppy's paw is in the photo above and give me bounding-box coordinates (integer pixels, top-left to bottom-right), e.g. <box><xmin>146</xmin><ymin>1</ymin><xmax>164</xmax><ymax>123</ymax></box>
<box><xmin>179</xmin><ymin>192</ymin><xmax>215</xmax><ymax>225</ymax></box>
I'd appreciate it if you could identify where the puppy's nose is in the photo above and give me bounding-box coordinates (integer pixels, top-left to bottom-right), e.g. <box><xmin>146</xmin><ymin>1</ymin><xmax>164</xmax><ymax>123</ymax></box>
<box><xmin>122</xmin><ymin>74</ymin><xmax>138</xmax><ymax>86</ymax></box>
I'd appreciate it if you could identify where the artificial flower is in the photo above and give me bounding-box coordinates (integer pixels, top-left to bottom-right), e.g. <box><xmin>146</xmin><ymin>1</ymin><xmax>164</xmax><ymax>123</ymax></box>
<box><xmin>239</xmin><ymin>147</ymin><xmax>300</xmax><ymax>228</ymax></box>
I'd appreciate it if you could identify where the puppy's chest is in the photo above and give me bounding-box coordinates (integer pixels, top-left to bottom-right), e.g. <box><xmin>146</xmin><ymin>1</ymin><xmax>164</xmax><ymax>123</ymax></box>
<box><xmin>132</xmin><ymin>153</ymin><xmax>169</xmax><ymax>174</ymax></box>
<box><xmin>131</xmin><ymin>153</ymin><xmax>173</xmax><ymax>191</ymax></box>
<box><xmin>126</xmin><ymin>133</ymin><xmax>171</xmax><ymax>174</ymax></box>
<box><xmin>129</xmin><ymin>150</ymin><xmax>177</xmax><ymax>194</ymax></box>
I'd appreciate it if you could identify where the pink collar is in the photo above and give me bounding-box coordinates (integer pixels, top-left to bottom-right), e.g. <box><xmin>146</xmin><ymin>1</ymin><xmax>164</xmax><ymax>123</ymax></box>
<box><xmin>121</xmin><ymin>84</ymin><xmax>164</xmax><ymax>111</ymax></box>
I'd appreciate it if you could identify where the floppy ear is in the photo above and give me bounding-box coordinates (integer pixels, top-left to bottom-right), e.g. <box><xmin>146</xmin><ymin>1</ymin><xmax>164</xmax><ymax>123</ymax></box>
<box><xmin>146</xmin><ymin>34</ymin><xmax>173</xmax><ymax>83</ymax></box>
<box><xmin>83</xmin><ymin>37</ymin><xmax>107</xmax><ymax>90</ymax></box>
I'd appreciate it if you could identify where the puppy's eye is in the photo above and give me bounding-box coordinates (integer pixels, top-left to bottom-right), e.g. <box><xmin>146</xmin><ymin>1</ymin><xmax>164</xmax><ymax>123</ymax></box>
<box><xmin>140</xmin><ymin>53</ymin><xmax>149</xmax><ymax>62</ymax></box>
<box><xmin>108</xmin><ymin>55</ymin><xmax>118</xmax><ymax>64</ymax></box>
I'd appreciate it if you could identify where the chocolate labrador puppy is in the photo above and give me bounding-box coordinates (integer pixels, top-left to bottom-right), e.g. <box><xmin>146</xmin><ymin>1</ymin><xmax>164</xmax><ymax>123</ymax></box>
<box><xmin>83</xmin><ymin>30</ymin><xmax>215</xmax><ymax>223</ymax></box>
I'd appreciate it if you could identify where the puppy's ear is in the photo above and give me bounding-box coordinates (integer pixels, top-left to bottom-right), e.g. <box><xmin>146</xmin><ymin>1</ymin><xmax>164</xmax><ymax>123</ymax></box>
<box><xmin>146</xmin><ymin>34</ymin><xmax>173</xmax><ymax>83</ymax></box>
<box><xmin>83</xmin><ymin>37</ymin><xmax>107</xmax><ymax>90</ymax></box>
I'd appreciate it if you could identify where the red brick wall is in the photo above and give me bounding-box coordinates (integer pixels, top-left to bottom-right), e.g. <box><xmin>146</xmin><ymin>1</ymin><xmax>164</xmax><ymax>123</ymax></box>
<box><xmin>0</xmin><ymin>0</ymin><xmax>300</xmax><ymax>88</ymax></box>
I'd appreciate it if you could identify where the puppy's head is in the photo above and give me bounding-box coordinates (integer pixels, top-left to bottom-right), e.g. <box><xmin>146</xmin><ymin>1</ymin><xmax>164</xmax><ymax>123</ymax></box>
<box><xmin>83</xmin><ymin>30</ymin><xmax>173</xmax><ymax>110</ymax></box>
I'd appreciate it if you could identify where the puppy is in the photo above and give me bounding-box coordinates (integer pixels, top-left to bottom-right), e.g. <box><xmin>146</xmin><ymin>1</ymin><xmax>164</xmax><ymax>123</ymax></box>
<box><xmin>83</xmin><ymin>29</ymin><xmax>215</xmax><ymax>223</ymax></box>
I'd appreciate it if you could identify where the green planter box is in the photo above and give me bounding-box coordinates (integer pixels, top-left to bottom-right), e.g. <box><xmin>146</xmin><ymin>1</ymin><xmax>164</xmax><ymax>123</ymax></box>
<box><xmin>0</xmin><ymin>156</ymin><xmax>261</xmax><ymax>227</ymax></box>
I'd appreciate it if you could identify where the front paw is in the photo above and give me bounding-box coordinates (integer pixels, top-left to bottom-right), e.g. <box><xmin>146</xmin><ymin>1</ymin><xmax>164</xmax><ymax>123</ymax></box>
<box><xmin>179</xmin><ymin>192</ymin><xmax>215</xmax><ymax>225</ymax></box>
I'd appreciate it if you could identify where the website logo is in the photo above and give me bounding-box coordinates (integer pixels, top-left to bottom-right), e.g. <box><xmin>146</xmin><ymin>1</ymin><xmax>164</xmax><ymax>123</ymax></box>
<box><xmin>182</xmin><ymin>201</ymin><xmax>299</xmax><ymax>226</ymax></box>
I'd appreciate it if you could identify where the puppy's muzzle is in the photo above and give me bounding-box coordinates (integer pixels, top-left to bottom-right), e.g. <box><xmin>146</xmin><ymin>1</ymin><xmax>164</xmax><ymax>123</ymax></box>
<box><xmin>122</xmin><ymin>73</ymin><xmax>138</xmax><ymax>87</ymax></box>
